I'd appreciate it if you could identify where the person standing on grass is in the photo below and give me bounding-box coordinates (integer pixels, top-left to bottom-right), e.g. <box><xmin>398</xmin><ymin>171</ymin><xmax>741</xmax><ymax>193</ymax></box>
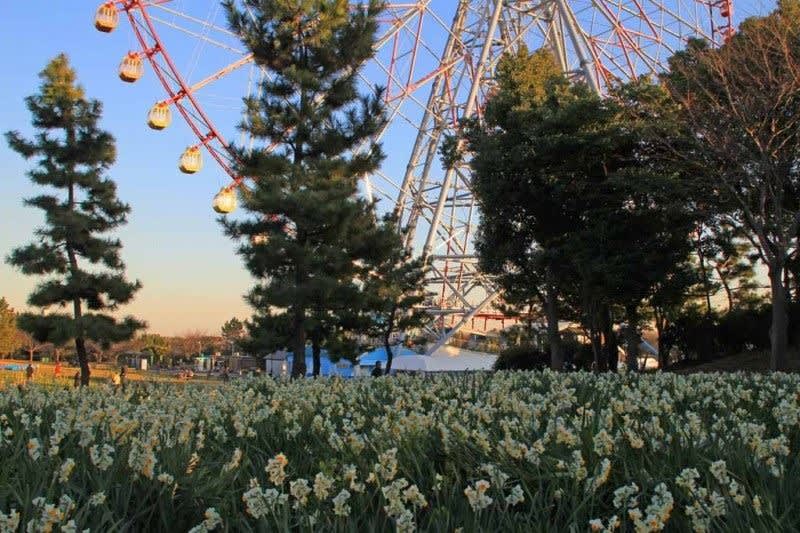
<box><xmin>54</xmin><ymin>361</ymin><xmax>62</xmax><ymax>378</ymax></box>
<box><xmin>73</xmin><ymin>372</ymin><xmax>80</xmax><ymax>388</ymax></box>
<box><xmin>372</xmin><ymin>361</ymin><xmax>384</xmax><ymax>377</ymax></box>
<box><xmin>25</xmin><ymin>363</ymin><xmax>34</xmax><ymax>383</ymax></box>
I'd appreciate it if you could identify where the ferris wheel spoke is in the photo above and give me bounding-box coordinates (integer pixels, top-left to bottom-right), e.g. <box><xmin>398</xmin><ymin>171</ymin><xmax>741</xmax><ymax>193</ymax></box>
<box><xmin>149</xmin><ymin>3</ymin><xmax>240</xmax><ymax>39</ymax></box>
<box><xmin>642</xmin><ymin>1</ymin><xmax>715</xmax><ymax>43</ymax></box>
<box><xmin>590</xmin><ymin>2</ymin><xmax>664</xmax><ymax>76</ymax></box>
<box><xmin>147</xmin><ymin>16</ymin><xmax>246</xmax><ymax>55</ymax></box>
<box><xmin>627</xmin><ymin>0</ymin><xmax>662</xmax><ymax>38</ymax></box>
<box><xmin>168</xmin><ymin>55</ymin><xmax>254</xmax><ymax>105</ymax></box>
<box><xmin>375</xmin><ymin>5</ymin><xmax>426</xmax><ymax>49</ymax></box>
<box><xmin>361</xmin><ymin>57</ymin><xmax>451</xmax><ymax>125</ymax></box>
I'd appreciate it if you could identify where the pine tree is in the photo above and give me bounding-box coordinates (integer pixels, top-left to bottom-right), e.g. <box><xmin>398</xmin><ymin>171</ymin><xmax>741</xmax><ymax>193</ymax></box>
<box><xmin>0</xmin><ymin>298</ymin><xmax>20</xmax><ymax>357</ymax></box>
<box><xmin>5</xmin><ymin>54</ymin><xmax>145</xmax><ymax>385</ymax></box>
<box><xmin>221</xmin><ymin>317</ymin><xmax>247</xmax><ymax>354</ymax></box>
<box><xmin>222</xmin><ymin>0</ymin><xmax>385</xmax><ymax>377</ymax></box>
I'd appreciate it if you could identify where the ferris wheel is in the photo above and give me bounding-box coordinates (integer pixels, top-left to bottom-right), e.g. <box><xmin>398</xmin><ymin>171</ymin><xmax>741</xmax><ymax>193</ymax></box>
<box><xmin>94</xmin><ymin>0</ymin><xmax>736</xmax><ymax>349</ymax></box>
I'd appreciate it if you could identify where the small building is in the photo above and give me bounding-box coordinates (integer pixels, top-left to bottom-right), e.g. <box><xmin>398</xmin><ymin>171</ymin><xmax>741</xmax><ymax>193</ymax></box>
<box><xmin>121</xmin><ymin>351</ymin><xmax>148</xmax><ymax>371</ymax></box>
<box><xmin>225</xmin><ymin>354</ymin><xmax>258</xmax><ymax>373</ymax></box>
<box><xmin>194</xmin><ymin>355</ymin><xmax>214</xmax><ymax>372</ymax></box>
<box><xmin>264</xmin><ymin>350</ymin><xmax>289</xmax><ymax>378</ymax></box>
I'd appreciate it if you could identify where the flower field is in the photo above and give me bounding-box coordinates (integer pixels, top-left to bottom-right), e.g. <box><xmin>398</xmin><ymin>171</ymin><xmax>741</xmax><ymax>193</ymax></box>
<box><xmin>0</xmin><ymin>371</ymin><xmax>798</xmax><ymax>532</ymax></box>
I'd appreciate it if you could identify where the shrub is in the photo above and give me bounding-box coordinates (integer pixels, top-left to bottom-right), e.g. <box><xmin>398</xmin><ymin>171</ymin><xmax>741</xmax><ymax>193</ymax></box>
<box><xmin>494</xmin><ymin>344</ymin><xmax>549</xmax><ymax>370</ymax></box>
<box><xmin>715</xmin><ymin>305</ymin><xmax>771</xmax><ymax>355</ymax></box>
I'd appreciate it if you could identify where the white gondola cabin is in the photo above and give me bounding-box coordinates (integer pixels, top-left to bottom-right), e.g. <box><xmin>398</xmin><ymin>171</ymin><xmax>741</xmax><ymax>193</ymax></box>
<box><xmin>119</xmin><ymin>52</ymin><xmax>143</xmax><ymax>83</ymax></box>
<box><xmin>147</xmin><ymin>102</ymin><xmax>172</xmax><ymax>130</ymax></box>
<box><xmin>95</xmin><ymin>2</ymin><xmax>118</xmax><ymax>32</ymax></box>
<box><xmin>213</xmin><ymin>188</ymin><xmax>237</xmax><ymax>214</ymax></box>
<box><xmin>179</xmin><ymin>146</ymin><xmax>203</xmax><ymax>174</ymax></box>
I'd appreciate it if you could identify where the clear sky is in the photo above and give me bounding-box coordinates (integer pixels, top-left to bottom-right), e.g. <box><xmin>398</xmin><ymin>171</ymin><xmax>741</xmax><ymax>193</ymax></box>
<box><xmin>0</xmin><ymin>1</ymin><xmax>775</xmax><ymax>336</ymax></box>
<box><xmin>0</xmin><ymin>2</ymin><xmax>256</xmax><ymax>336</ymax></box>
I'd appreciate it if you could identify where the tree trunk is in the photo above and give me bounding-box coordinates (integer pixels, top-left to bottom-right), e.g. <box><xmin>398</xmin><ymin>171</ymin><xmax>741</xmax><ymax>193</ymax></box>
<box><xmin>768</xmin><ymin>262</ymin><xmax>789</xmax><ymax>371</ymax></box>
<box><xmin>589</xmin><ymin>328</ymin><xmax>601</xmax><ymax>371</ymax></box>
<box><xmin>69</xmin><ymin>268</ymin><xmax>89</xmax><ymax>385</ymax></box>
<box><xmin>384</xmin><ymin>337</ymin><xmax>393</xmax><ymax>374</ymax></box>
<box><xmin>291</xmin><ymin>308</ymin><xmax>307</xmax><ymax>378</ymax></box>
<box><xmin>695</xmin><ymin>231</ymin><xmax>713</xmax><ymax>316</ymax></box>
<box><xmin>715</xmin><ymin>265</ymin><xmax>734</xmax><ymax>312</ymax></box>
<box><xmin>654</xmin><ymin>316</ymin><xmax>669</xmax><ymax>370</ymax></box>
<box><xmin>64</xmin><ymin>153</ymin><xmax>90</xmax><ymax>386</ymax></box>
<box><xmin>311</xmin><ymin>338</ymin><xmax>321</xmax><ymax>377</ymax></box>
<box><xmin>624</xmin><ymin>304</ymin><xmax>640</xmax><ymax>372</ymax></box>
<box><xmin>544</xmin><ymin>273</ymin><xmax>563</xmax><ymax>370</ymax></box>
<box><xmin>75</xmin><ymin>336</ymin><xmax>90</xmax><ymax>386</ymax></box>
<box><xmin>602</xmin><ymin>306</ymin><xmax>618</xmax><ymax>372</ymax></box>
<box><xmin>794</xmin><ymin>232</ymin><xmax>800</xmax><ymax>304</ymax></box>
<box><xmin>384</xmin><ymin>308</ymin><xmax>397</xmax><ymax>373</ymax></box>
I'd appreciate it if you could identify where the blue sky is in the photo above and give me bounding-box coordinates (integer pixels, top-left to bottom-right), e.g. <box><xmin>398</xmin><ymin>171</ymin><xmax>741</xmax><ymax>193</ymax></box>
<box><xmin>1</xmin><ymin>2</ymin><xmax>254</xmax><ymax>335</ymax></box>
<box><xmin>0</xmin><ymin>1</ymin><xmax>775</xmax><ymax>335</ymax></box>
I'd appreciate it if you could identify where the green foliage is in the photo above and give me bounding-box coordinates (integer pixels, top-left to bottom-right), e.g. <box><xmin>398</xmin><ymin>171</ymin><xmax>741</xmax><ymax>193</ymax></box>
<box><xmin>665</xmin><ymin>302</ymin><xmax>800</xmax><ymax>363</ymax></box>
<box><xmin>490</xmin><ymin>46</ymin><xmax>564</xmax><ymax>113</ymax></box>
<box><xmin>5</xmin><ymin>54</ymin><xmax>145</xmax><ymax>383</ymax></box>
<box><xmin>715</xmin><ymin>306</ymin><xmax>773</xmax><ymax>356</ymax></box>
<box><xmin>222</xmin><ymin>0</ymin><xmax>385</xmax><ymax>377</ymax></box>
<box><xmin>463</xmin><ymin>45</ymin><xmax>694</xmax><ymax>371</ymax></box>
<box><xmin>0</xmin><ymin>298</ymin><xmax>20</xmax><ymax>357</ymax></box>
<box><xmin>140</xmin><ymin>333</ymin><xmax>172</xmax><ymax>366</ymax></box>
<box><xmin>220</xmin><ymin>317</ymin><xmax>246</xmax><ymax>351</ymax></box>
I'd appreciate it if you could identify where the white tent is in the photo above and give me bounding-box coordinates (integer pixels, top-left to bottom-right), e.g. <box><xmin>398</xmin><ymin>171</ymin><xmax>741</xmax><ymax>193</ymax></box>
<box><xmin>430</xmin><ymin>345</ymin><xmax>497</xmax><ymax>370</ymax></box>
<box><xmin>391</xmin><ymin>354</ymin><xmax>445</xmax><ymax>372</ymax></box>
<box><xmin>391</xmin><ymin>346</ymin><xmax>497</xmax><ymax>373</ymax></box>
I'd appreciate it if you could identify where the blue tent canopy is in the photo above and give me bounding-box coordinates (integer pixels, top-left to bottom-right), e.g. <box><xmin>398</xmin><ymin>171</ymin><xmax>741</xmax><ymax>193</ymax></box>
<box><xmin>286</xmin><ymin>347</ymin><xmax>354</xmax><ymax>377</ymax></box>
<box><xmin>358</xmin><ymin>345</ymin><xmax>417</xmax><ymax>366</ymax></box>
<box><xmin>282</xmin><ymin>345</ymin><xmax>418</xmax><ymax>377</ymax></box>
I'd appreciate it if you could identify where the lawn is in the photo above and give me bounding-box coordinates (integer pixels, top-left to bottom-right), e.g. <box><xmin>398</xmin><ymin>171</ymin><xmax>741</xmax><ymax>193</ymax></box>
<box><xmin>0</xmin><ymin>370</ymin><xmax>798</xmax><ymax>532</ymax></box>
<box><xmin>0</xmin><ymin>361</ymin><xmax>218</xmax><ymax>389</ymax></box>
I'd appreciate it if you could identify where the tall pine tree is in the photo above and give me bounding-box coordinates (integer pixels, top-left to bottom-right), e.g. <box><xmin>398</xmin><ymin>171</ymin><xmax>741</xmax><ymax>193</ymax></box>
<box><xmin>223</xmin><ymin>0</ymin><xmax>385</xmax><ymax>377</ymax></box>
<box><xmin>5</xmin><ymin>54</ymin><xmax>145</xmax><ymax>384</ymax></box>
